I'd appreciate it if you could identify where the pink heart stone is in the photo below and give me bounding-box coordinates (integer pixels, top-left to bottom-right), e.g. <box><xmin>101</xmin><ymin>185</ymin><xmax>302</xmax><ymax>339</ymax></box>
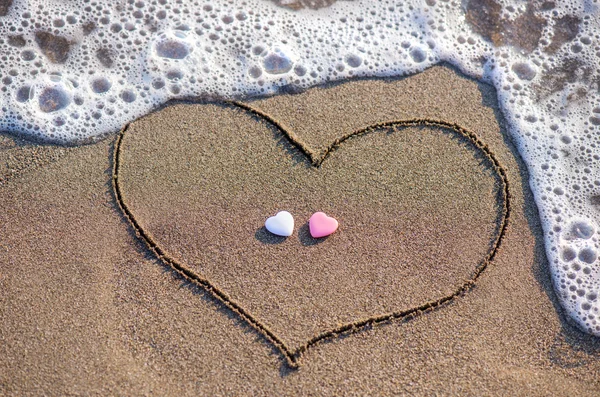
<box><xmin>309</xmin><ymin>212</ymin><xmax>339</xmax><ymax>238</ymax></box>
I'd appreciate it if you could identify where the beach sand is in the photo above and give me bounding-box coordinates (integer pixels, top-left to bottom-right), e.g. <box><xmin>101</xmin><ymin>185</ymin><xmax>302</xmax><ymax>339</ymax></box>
<box><xmin>1</xmin><ymin>65</ymin><xmax>599</xmax><ymax>395</ymax></box>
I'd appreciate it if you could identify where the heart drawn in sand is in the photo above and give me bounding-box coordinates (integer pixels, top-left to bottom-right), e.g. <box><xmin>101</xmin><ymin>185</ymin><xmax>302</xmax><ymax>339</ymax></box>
<box><xmin>113</xmin><ymin>101</ymin><xmax>509</xmax><ymax>368</ymax></box>
<box><xmin>309</xmin><ymin>212</ymin><xmax>338</xmax><ymax>238</ymax></box>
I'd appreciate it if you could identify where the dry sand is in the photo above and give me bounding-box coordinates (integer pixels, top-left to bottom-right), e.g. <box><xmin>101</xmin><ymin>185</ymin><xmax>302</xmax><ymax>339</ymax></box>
<box><xmin>1</xmin><ymin>65</ymin><xmax>599</xmax><ymax>395</ymax></box>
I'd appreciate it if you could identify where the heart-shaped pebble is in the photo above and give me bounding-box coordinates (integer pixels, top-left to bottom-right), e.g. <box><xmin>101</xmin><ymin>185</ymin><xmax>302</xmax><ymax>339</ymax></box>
<box><xmin>265</xmin><ymin>211</ymin><xmax>294</xmax><ymax>237</ymax></box>
<box><xmin>309</xmin><ymin>212</ymin><xmax>339</xmax><ymax>238</ymax></box>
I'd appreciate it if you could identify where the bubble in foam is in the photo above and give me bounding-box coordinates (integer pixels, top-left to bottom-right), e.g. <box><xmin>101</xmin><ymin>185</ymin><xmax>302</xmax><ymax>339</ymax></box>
<box><xmin>120</xmin><ymin>89</ymin><xmax>136</xmax><ymax>103</ymax></box>
<box><xmin>15</xmin><ymin>85</ymin><xmax>32</xmax><ymax>103</ymax></box>
<box><xmin>166</xmin><ymin>70</ymin><xmax>184</xmax><ymax>81</ymax></box>
<box><xmin>571</xmin><ymin>221</ymin><xmax>594</xmax><ymax>239</ymax></box>
<box><xmin>344</xmin><ymin>54</ymin><xmax>363</xmax><ymax>68</ymax></box>
<box><xmin>579</xmin><ymin>248</ymin><xmax>597</xmax><ymax>264</ymax></box>
<box><xmin>248</xmin><ymin>66</ymin><xmax>263</xmax><ymax>79</ymax></box>
<box><xmin>511</xmin><ymin>62</ymin><xmax>536</xmax><ymax>81</ymax></box>
<box><xmin>409</xmin><ymin>47</ymin><xmax>427</xmax><ymax>63</ymax></box>
<box><xmin>20</xmin><ymin>50</ymin><xmax>35</xmax><ymax>61</ymax></box>
<box><xmin>37</xmin><ymin>81</ymin><xmax>72</xmax><ymax>113</ymax></box>
<box><xmin>294</xmin><ymin>65</ymin><xmax>307</xmax><ymax>76</ymax></box>
<box><xmin>91</xmin><ymin>77</ymin><xmax>112</xmax><ymax>94</ymax></box>
<box><xmin>562</xmin><ymin>247</ymin><xmax>577</xmax><ymax>262</ymax></box>
<box><xmin>96</xmin><ymin>49</ymin><xmax>114</xmax><ymax>68</ymax></box>
<box><xmin>151</xmin><ymin>79</ymin><xmax>164</xmax><ymax>90</ymax></box>
<box><xmin>154</xmin><ymin>32</ymin><xmax>192</xmax><ymax>60</ymax></box>
<box><xmin>262</xmin><ymin>47</ymin><xmax>295</xmax><ymax>75</ymax></box>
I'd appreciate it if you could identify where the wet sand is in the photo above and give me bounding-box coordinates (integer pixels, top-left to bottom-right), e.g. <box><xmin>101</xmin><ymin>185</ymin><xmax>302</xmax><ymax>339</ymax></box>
<box><xmin>1</xmin><ymin>65</ymin><xmax>599</xmax><ymax>395</ymax></box>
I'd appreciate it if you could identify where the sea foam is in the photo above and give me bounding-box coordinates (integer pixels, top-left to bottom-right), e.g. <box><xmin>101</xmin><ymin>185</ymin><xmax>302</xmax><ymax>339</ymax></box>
<box><xmin>1</xmin><ymin>0</ymin><xmax>600</xmax><ymax>336</ymax></box>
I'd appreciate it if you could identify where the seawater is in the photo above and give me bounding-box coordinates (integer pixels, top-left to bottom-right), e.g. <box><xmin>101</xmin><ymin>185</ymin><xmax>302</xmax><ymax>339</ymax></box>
<box><xmin>1</xmin><ymin>0</ymin><xmax>600</xmax><ymax>336</ymax></box>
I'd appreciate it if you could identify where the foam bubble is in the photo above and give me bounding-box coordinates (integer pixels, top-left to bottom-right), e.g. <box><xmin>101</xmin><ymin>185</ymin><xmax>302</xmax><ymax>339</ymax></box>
<box><xmin>155</xmin><ymin>33</ymin><xmax>193</xmax><ymax>60</ymax></box>
<box><xmin>572</xmin><ymin>221</ymin><xmax>594</xmax><ymax>240</ymax></box>
<box><xmin>37</xmin><ymin>84</ymin><xmax>72</xmax><ymax>113</ymax></box>
<box><xmin>262</xmin><ymin>47</ymin><xmax>295</xmax><ymax>75</ymax></box>
<box><xmin>409</xmin><ymin>47</ymin><xmax>428</xmax><ymax>63</ymax></box>
<box><xmin>15</xmin><ymin>85</ymin><xmax>32</xmax><ymax>103</ymax></box>
<box><xmin>90</xmin><ymin>77</ymin><xmax>112</xmax><ymax>94</ymax></box>
<box><xmin>120</xmin><ymin>89</ymin><xmax>137</xmax><ymax>104</ymax></box>
<box><xmin>511</xmin><ymin>62</ymin><xmax>536</xmax><ymax>81</ymax></box>
<box><xmin>344</xmin><ymin>54</ymin><xmax>363</xmax><ymax>68</ymax></box>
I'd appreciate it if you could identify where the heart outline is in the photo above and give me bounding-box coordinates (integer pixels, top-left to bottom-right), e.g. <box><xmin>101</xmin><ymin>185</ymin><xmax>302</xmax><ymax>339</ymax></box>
<box><xmin>112</xmin><ymin>101</ymin><xmax>510</xmax><ymax>368</ymax></box>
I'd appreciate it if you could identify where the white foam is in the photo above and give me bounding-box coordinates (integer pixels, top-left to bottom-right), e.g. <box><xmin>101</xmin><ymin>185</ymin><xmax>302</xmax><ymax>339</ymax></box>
<box><xmin>1</xmin><ymin>0</ymin><xmax>600</xmax><ymax>335</ymax></box>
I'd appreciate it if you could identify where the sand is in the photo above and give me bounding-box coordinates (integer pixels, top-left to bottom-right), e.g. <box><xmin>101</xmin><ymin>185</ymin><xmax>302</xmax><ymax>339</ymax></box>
<box><xmin>1</xmin><ymin>65</ymin><xmax>599</xmax><ymax>395</ymax></box>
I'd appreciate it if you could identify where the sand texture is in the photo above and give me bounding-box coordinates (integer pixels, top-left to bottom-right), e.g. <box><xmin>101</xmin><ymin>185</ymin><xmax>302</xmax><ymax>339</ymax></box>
<box><xmin>1</xmin><ymin>65</ymin><xmax>600</xmax><ymax>395</ymax></box>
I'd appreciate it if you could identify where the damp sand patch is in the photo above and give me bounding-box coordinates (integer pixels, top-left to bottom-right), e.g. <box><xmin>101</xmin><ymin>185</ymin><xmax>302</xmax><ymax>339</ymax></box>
<box><xmin>2</xmin><ymin>68</ymin><xmax>600</xmax><ymax>395</ymax></box>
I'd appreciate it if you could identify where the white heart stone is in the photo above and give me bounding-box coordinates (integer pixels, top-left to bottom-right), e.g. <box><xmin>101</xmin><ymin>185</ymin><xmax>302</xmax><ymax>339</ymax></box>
<box><xmin>265</xmin><ymin>211</ymin><xmax>294</xmax><ymax>237</ymax></box>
